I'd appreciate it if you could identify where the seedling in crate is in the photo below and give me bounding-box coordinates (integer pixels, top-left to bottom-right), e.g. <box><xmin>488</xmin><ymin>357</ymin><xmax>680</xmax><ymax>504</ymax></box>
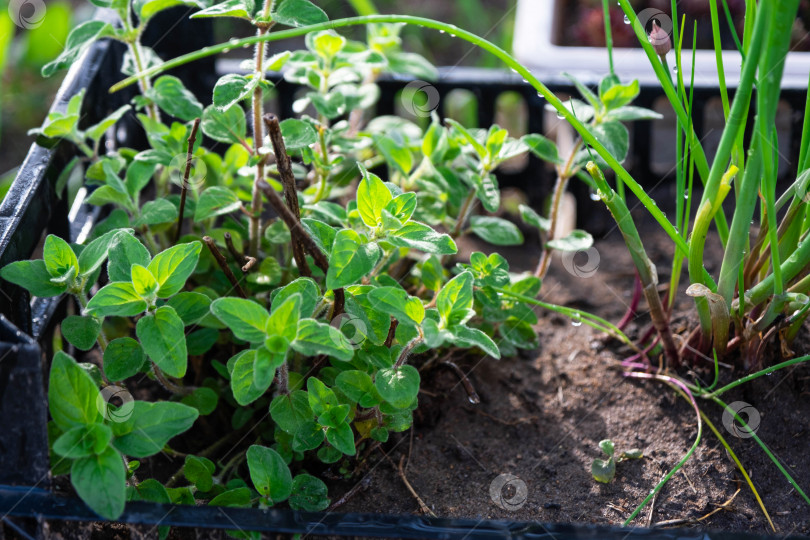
<box><xmin>591</xmin><ymin>439</ymin><xmax>643</xmax><ymax>484</ymax></box>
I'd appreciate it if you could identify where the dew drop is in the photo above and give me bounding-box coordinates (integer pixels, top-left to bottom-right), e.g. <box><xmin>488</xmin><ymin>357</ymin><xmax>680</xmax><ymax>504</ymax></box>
<box><xmin>673</xmin><ymin>65</ymin><xmax>678</xmax><ymax>73</ymax></box>
<box><xmin>439</xmin><ymin>29</ymin><xmax>445</xmax><ymax>34</ymax></box>
<box><xmin>556</xmin><ymin>112</ymin><xmax>565</xmax><ymax>119</ymax></box>
<box><xmin>589</xmin><ymin>191</ymin><xmax>600</xmax><ymax>201</ymax></box>
<box><xmin>623</xmin><ymin>14</ymin><xmax>630</xmax><ymax>24</ymax></box>
<box><xmin>684</xmin><ymin>193</ymin><xmax>689</xmax><ymax>199</ymax></box>
<box><xmin>571</xmin><ymin>315</ymin><xmax>583</xmax><ymax>327</ymax></box>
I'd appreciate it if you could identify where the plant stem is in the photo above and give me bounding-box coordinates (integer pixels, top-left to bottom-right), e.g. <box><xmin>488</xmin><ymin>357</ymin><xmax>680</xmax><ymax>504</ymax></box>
<box><xmin>153</xmin><ymin>364</ymin><xmax>193</xmax><ymax>395</ymax></box>
<box><xmin>257</xmin><ymin>181</ymin><xmax>345</xmax><ymax>317</ymax></box>
<box><xmin>535</xmin><ymin>139</ymin><xmax>582</xmax><ymax>280</ymax></box>
<box><xmin>601</xmin><ymin>0</ymin><xmax>614</xmax><ymax>76</ymax></box>
<box><xmin>249</xmin><ymin>0</ymin><xmax>276</xmax><ymax>258</ymax></box>
<box><xmin>175</xmin><ymin>118</ymin><xmax>200</xmax><ymax>244</ymax></box>
<box><xmin>203</xmin><ymin>236</ymin><xmax>247</xmax><ymax>298</ymax></box>
<box><xmin>264</xmin><ymin>113</ymin><xmax>310</xmax><ymax>276</ymax></box>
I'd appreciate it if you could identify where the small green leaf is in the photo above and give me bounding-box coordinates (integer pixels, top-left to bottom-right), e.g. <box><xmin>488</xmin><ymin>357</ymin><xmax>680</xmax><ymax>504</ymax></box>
<box><xmin>266</xmin><ymin>294</ymin><xmax>300</xmax><ymax>342</ymax></box>
<box><xmin>113</xmin><ymin>401</ymin><xmax>199</xmax><ymax>457</ymax></box>
<box><xmin>599</xmin><ymin>439</ymin><xmax>615</xmax><ymax>457</ymax></box>
<box><xmin>103</xmin><ymin>338</ymin><xmax>146</xmax><ymax>381</ymax></box>
<box><xmin>190</xmin><ymin>0</ymin><xmax>252</xmax><ymax>19</ymax></box>
<box><xmin>107</xmin><ymin>234</ymin><xmax>151</xmax><ymax>282</ymax></box>
<box><xmin>270</xmin><ymin>391</ymin><xmax>312</xmax><ymax>434</ymax></box>
<box><xmin>167</xmin><ymin>292</ymin><xmax>212</xmax><ymax>325</ymax></box>
<box><xmin>229</xmin><ymin>350</ymin><xmax>269</xmax><ymax>406</ymax></box>
<box><xmin>213</xmin><ymin>73</ymin><xmax>258</xmax><ymax>111</ymax></box>
<box><xmin>589</xmin><ymin>121</ymin><xmax>629</xmax><ymax>162</ymax></box>
<box><xmin>387</xmin><ymin>221</ymin><xmax>457</xmax><ymax>255</ymax></box>
<box><xmin>147</xmin><ymin>242</ymin><xmax>202</xmax><ymax>298</ymax></box>
<box><xmin>44</xmin><ymin>235</ymin><xmax>78</xmax><ymax>279</ymax></box>
<box><xmin>42</xmin><ymin>21</ymin><xmax>111</xmax><ymax>77</ymax></box>
<box><xmin>272</xmin><ymin>0</ymin><xmax>328</xmax><ymax>27</ymax></box>
<box><xmin>272</xmin><ymin>277</ymin><xmax>320</xmax><ymax>318</ymax></box>
<box><xmin>136</xmin><ymin>306</ymin><xmax>188</xmax><ymax>378</ymax></box>
<box><xmin>546</xmin><ymin>229</ymin><xmax>593</xmax><ymax>252</ymax></box>
<box><xmin>436</xmin><ymin>271</ymin><xmax>474</xmax><ymax>328</ymax></box>
<box><xmin>61</xmin><ymin>315</ymin><xmax>101</xmax><ymax>351</ymax></box>
<box><xmin>288</xmin><ymin>474</ymin><xmax>329</xmax><ymax>511</ymax></box>
<box><xmin>368</xmin><ymin>287</ymin><xmax>425</xmax><ymax>325</ymax></box>
<box><xmin>184</xmin><ymin>455</ymin><xmax>215</xmax><ymax>492</ymax></box>
<box><xmin>519</xmin><ymin>204</ymin><xmax>550</xmax><ymax>232</ymax></box>
<box><xmin>293</xmin><ymin>319</ymin><xmax>354</xmax><ymax>361</ymax></box>
<box><xmin>326</xmin><ymin>229</ymin><xmax>381</xmax><ymax>290</ymax></box>
<box><xmin>210</xmin><ymin>297</ymin><xmax>269</xmax><ymax>343</ymax></box>
<box><xmin>591</xmin><ymin>457</ymin><xmax>616</xmax><ymax>483</ymax></box>
<box><xmin>306</xmin><ymin>377</ymin><xmax>339</xmax><ymax>416</ymax></box>
<box><xmin>201</xmin><ymin>104</ymin><xmax>246</xmax><ymax>144</ymax></box>
<box><xmin>356</xmin><ymin>166</ymin><xmax>392</xmax><ymax>229</ymax></box>
<box><xmin>194</xmin><ymin>186</ymin><xmax>242</xmax><ymax>221</ymax></box>
<box><xmin>604</xmin><ymin>106</ymin><xmax>663</xmax><ymax>122</ymax></box>
<box><xmin>0</xmin><ymin>260</ymin><xmax>67</xmax><ymax>297</ymax></box>
<box><xmin>325</xmin><ymin>423</ymin><xmax>355</xmax><ymax>456</ymax></box>
<box><xmin>621</xmin><ymin>449</ymin><xmax>644</xmax><ymax>460</ymax></box>
<box><xmin>246</xmin><ymin>445</ymin><xmax>293</xmax><ymax>502</ymax></box>
<box><xmin>131</xmin><ymin>264</ymin><xmax>159</xmax><ymax>299</ymax></box>
<box><xmin>522</xmin><ymin>133</ymin><xmax>561</xmax><ymax>164</ymax></box>
<box><xmin>335</xmin><ymin>370</ymin><xmax>374</xmax><ymax>403</ymax></box>
<box><xmin>450</xmin><ymin>325</ymin><xmax>500</xmax><ymax>358</ymax></box>
<box><xmin>374</xmin><ymin>365</ymin><xmax>419</xmax><ymax>409</ymax></box>
<box><xmin>152</xmin><ymin>76</ymin><xmax>203</xmax><ymax>122</ymax></box>
<box><xmin>133</xmin><ymin>199</ymin><xmax>177</xmax><ymax>227</ymax></box>
<box><xmin>70</xmin><ymin>446</ymin><xmax>126</xmax><ymax>519</ymax></box>
<box><xmin>86</xmin><ymin>282</ymin><xmax>147</xmax><ymax>318</ymax></box>
<box><xmin>181</xmin><ymin>387</ymin><xmax>219</xmax><ymax>415</ymax></box>
<box><xmin>469</xmin><ymin>216</ymin><xmax>523</xmax><ymax>246</ymax></box>
<box><xmin>85</xmin><ymin>105</ymin><xmax>131</xmax><ymax>143</ymax></box>
<box><xmin>78</xmin><ymin>229</ymin><xmax>131</xmax><ymax>277</ymax></box>
<box><xmin>280</xmin><ymin>118</ymin><xmax>317</xmax><ymax>150</ymax></box>
<box><xmin>601</xmin><ymin>79</ymin><xmax>640</xmax><ymax>110</ymax></box>
<box><xmin>209</xmin><ymin>487</ymin><xmax>252</xmax><ymax>507</ymax></box>
<box><xmin>53</xmin><ymin>423</ymin><xmax>112</xmax><ymax>459</ymax></box>
<box><xmin>446</xmin><ymin>119</ymin><xmax>486</xmax><ymax>159</ymax></box>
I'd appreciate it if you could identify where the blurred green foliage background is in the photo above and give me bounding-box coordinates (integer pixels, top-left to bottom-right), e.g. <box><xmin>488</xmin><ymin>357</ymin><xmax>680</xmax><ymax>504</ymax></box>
<box><xmin>0</xmin><ymin>0</ymin><xmax>516</xmax><ymax>196</ymax></box>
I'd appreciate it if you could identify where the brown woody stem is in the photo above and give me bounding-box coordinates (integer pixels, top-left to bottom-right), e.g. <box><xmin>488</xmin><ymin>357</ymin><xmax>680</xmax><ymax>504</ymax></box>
<box><xmin>203</xmin><ymin>236</ymin><xmax>247</xmax><ymax>298</ymax></box>
<box><xmin>257</xmin><ymin>181</ymin><xmax>345</xmax><ymax>317</ymax></box>
<box><xmin>263</xmin><ymin>113</ymin><xmax>311</xmax><ymax>277</ymax></box>
<box><xmin>175</xmin><ymin>118</ymin><xmax>200</xmax><ymax>243</ymax></box>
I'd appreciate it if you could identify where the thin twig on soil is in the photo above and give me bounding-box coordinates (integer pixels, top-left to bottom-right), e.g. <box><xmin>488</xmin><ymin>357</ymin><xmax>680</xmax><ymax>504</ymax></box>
<box><xmin>441</xmin><ymin>360</ymin><xmax>480</xmax><ymax>404</ymax></box>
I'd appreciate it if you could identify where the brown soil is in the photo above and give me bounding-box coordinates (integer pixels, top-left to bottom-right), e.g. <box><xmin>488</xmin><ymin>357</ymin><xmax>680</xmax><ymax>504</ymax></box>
<box><xmin>333</xmin><ymin>225</ymin><xmax>810</xmax><ymax>536</ymax></box>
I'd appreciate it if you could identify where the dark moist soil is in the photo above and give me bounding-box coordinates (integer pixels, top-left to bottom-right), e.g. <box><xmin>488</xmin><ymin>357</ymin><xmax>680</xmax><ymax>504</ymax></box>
<box><xmin>6</xmin><ymin>216</ymin><xmax>810</xmax><ymax>540</ymax></box>
<box><xmin>335</xmin><ymin>223</ymin><xmax>810</xmax><ymax>537</ymax></box>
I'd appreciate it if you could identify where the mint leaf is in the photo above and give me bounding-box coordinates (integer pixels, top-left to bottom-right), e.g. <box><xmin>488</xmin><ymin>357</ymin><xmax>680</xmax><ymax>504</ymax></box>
<box><xmin>44</xmin><ymin>235</ymin><xmax>78</xmax><ymax>279</ymax></box>
<box><xmin>103</xmin><ymin>337</ymin><xmax>146</xmax><ymax>381</ymax></box>
<box><xmin>48</xmin><ymin>351</ymin><xmax>102</xmax><ymax>430</ymax></box>
<box><xmin>374</xmin><ymin>365</ymin><xmax>419</xmax><ymax>409</ymax></box>
<box><xmin>113</xmin><ymin>401</ymin><xmax>199</xmax><ymax>457</ymax></box>
<box><xmin>194</xmin><ymin>186</ymin><xmax>242</xmax><ymax>221</ymax></box>
<box><xmin>387</xmin><ymin>221</ymin><xmax>457</xmax><ymax>255</ymax></box>
<box><xmin>246</xmin><ymin>445</ymin><xmax>293</xmax><ymax>502</ymax></box>
<box><xmin>86</xmin><ymin>282</ymin><xmax>147</xmax><ymax>317</ymax></box>
<box><xmin>356</xmin><ymin>166</ymin><xmax>392</xmax><ymax>229</ymax></box>
<box><xmin>436</xmin><ymin>271</ymin><xmax>474</xmax><ymax>327</ymax></box>
<box><xmin>70</xmin><ymin>446</ymin><xmax>126</xmax><ymax>519</ymax></box>
<box><xmin>368</xmin><ymin>287</ymin><xmax>425</xmax><ymax>325</ymax></box>
<box><xmin>0</xmin><ymin>260</ymin><xmax>67</xmax><ymax>297</ymax></box>
<box><xmin>107</xmin><ymin>233</ymin><xmax>151</xmax><ymax>282</ymax></box>
<box><xmin>469</xmin><ymin>216</ymin><xmax>524</xmax><ymax>246</ymax></box>
<box><xmin>147</xmin><ymin>242</ymin><xmax>202</xmax><ymax>298</ymax></box>
<box><xmin>272</xmin><ymin>0</ymin><xmax>328</xmax><ymax>27</ymax></box>
<box><xmin>136</xmin><ymin>306</ymin><xmax>188</xmax><ymax>378</ymax></box>
<box><xmin>210</xmin><ymin>297</ymin><xmax>269</xmax><ymax>343</ymax></box>
<box><xmin>61</xmin><ymin>315</ymin><xmax>101</xmax><ymax>351</ymax></box>
<box><xmin>293</xmin><ymin>319</ymin><xmax>353</xmax><ymax>361</ymax></box>
<box><xmin>288</xmin><ymin>474</ymin><xmax>329</xmax><ymax>511</ymax></box>
<box><xmin>326</xmin><ymin>229</ymin><xmax>380</xmax><ymax>290</ymax></box>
